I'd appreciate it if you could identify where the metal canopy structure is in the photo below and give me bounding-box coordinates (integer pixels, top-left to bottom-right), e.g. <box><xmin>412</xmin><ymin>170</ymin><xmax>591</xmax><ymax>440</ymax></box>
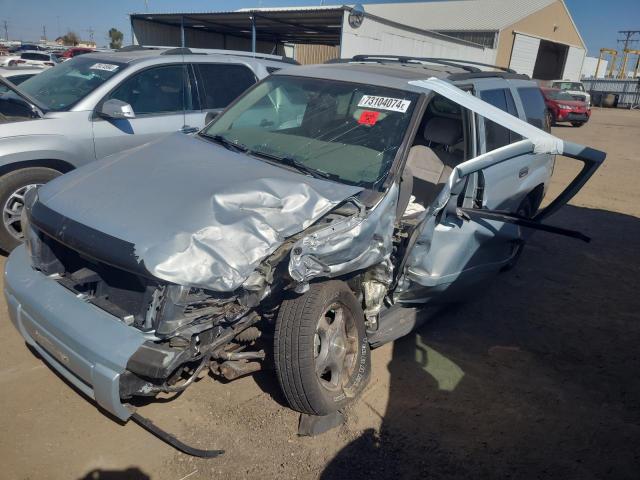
<box><xmin>130</xmin><ymin>7</ymin><xmax>346</xmax><ymax>49</ymax></box>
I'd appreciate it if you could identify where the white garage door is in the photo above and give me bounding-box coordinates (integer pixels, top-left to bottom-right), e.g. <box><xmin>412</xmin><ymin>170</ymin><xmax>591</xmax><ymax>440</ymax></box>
<box><xmin>562</xmin><ymin>46</ymin><xmax>586</xmax><ymax>81</ymax></box>
<box><xmin>509</xmin><ymin>33</ymin><xmax>540</xmax><ymax>77</ymax></box>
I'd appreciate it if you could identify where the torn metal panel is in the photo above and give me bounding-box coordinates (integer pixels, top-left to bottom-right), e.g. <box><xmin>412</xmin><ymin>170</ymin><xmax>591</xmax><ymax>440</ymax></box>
<box><xmin>289</xmin><ymin>184</ymin><xmax>399</xmax><ymax>283</ymax></box>
<box><xmin>36</xmin><ymin>133</ymin><xmax>362</xmax><ymax>291</ymax></box>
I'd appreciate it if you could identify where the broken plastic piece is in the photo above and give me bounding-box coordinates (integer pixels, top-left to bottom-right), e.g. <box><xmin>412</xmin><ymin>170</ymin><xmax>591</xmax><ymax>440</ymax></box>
<box><xmin>298</xmin><ymin>411</ymin><xmax>346</xmax><ymax>436</ymax></box>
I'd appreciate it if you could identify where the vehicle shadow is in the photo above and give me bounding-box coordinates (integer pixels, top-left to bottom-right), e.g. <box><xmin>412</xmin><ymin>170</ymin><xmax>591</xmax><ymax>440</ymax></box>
<box><xmin>321</xmin><ymin>205</ymin><xmax>640</xmax><ymax>480</ymax></box>
<box><xmin>78</xmin><ymin>467</ymin><xmax>150</xmax><ymax>480</ymax></box>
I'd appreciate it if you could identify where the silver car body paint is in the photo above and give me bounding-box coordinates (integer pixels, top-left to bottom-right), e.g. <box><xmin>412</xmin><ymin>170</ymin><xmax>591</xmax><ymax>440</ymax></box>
<box><xmin>37</xmin><ymin>133</ymin><xmax>362</xmax><ymax>291</ymax></box>
<box><xmin>288</xmin><ymin>183</ymin><xmax>398</xmax><ymax>283</ymax></box>
<box><xmin>395</xmin><ymin>78</ymin><xmax>600</xmax><ymax>300</ymax></box>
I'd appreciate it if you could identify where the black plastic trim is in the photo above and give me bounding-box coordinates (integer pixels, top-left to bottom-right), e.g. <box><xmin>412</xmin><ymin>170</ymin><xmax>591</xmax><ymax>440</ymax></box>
<box><xmin>28</xmin><ymin>199</ymin><xmax>156</xmax><ymax>279</ymax></box>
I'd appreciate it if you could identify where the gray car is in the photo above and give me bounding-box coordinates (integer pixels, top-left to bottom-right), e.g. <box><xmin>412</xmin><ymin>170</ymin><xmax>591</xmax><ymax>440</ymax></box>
<box><xmin>0</xmin><ymin>47</ymin><xmax>296</xmax><ymax>251</ymax></box>
<box><xmin>4</xmin><ymin>57</ymin><xmax>604</xmax><ymax>440</ymax></box>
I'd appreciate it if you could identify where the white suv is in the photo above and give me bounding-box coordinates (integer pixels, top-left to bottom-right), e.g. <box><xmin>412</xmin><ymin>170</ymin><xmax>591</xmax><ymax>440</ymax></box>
<box><xmin>551</xmin><ymin>80</ymin><xmax>591</xmax><ymax>106</ymax></box>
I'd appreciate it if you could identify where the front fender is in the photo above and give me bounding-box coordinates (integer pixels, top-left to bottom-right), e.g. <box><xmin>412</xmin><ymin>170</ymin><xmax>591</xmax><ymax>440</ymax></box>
<box><xmin>0</xmin><ymin>134</ymin><xmax>84</xmax><ymax>169</ymax></box>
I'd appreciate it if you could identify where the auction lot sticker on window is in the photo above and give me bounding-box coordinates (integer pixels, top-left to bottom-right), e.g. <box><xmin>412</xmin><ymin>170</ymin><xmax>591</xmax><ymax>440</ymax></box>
<box><xmin>357</xmin><ymin>95</ymin><xmax>411</xmax><ymax>113</ymax></box>
<box><xmin>90</xmin><ymin>63</ymin><xmax>119</xmax><ymax>72</ymax></box>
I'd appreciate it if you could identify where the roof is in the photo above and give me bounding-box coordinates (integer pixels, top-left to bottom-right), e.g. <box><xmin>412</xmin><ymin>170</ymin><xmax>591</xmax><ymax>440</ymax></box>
<box><xmin>70</xmin><ymin>47</ymin><xmax>294</xmax><ymax>68</ymax></box>
<box><xmin>130</xmin><ymin>8</ymin><xmax>346</xmax><ymax>45</ymax></box>
<box><xmin>274</xmin><ymin>61</ymin><xmax>478</xmax><ymax>92</ymax></box>
<box><xmin>364</xmin><ymin>0</ymin><xmax>557</xmax><ymax>32</ymax></box>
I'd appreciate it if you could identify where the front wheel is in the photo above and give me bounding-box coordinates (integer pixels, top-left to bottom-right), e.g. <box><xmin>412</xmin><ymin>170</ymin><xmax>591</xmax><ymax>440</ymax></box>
<box><xmin>0</xmin><ymin>167</ymin><xmax>61</xmax><ymax>252</ymax></box>
<box><xmin>274</xmin><ymin>281</ymin><xmax>371</xmax><ymax>416</ymax></box>
<box><xmin>571</xmin><ymin>122</ymin><xmax>584</xmax><ymax>127</ymax></box>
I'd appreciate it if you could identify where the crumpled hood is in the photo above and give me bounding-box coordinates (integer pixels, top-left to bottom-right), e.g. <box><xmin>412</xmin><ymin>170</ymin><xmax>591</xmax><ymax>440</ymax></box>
<box><xmin>37</xmin><ymin>133</ymin><xmax>363</xmax><ymax>291</ymax></box>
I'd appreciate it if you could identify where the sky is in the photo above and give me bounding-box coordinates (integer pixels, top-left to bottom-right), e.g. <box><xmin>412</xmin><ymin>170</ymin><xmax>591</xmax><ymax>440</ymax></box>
<box><xmin>0</xmin><ymin>0</ymin><xmax>638</xmax><ymax>56</ymax></box>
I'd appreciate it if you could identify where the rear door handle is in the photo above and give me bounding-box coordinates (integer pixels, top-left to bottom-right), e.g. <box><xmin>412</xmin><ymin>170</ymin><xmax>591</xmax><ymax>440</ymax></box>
<box><xmin>519</xmin><ymin>167</ymin><xmax>529</xmax><ymax>179</ymax></box>
<box><xmin>180</xmin><ymin>126</ymin><xmax>199</xmax><ymax>134</ymax></box>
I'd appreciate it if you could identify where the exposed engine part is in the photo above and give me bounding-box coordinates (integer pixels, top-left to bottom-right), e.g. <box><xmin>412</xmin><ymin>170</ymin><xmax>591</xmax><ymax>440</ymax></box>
<box><xmin>362</xmin><ymin>258</ymin><xmax>394</xmax><ymax>330</ymax></box>
<box><xmin>235</xmin><ymin>326</ymin><xmax>261</xmax><ymax>343</ymax></box>
<box><xmin>214</xmin><ymin>350</ymin><xmax>265</xmax><ymax>361</ymax></box>
<box><xmin>219</xmin><ymin>360</ymin><xmax>262</xmax><ymax>380</ymax></box>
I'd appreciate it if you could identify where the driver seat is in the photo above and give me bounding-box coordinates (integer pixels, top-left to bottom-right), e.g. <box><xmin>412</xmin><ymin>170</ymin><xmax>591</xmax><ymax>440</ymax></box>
<box><xmin>397</xmin><ymin>117</ymin><xmax>463</xmax><ymax>216</ymax></box>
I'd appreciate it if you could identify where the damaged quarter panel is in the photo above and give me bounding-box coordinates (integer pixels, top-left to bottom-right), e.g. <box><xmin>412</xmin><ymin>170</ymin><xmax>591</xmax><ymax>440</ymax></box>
<box><xmin>36</xmin><ymin>133</ymin><xmax>363</xmax><ymax>291</ymax></box>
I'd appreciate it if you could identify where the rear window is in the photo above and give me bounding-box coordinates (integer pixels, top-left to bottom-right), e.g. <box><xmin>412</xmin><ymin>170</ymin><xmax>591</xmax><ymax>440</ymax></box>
<box><xmin>196</xmin><ymin>63</ymin><xmax>257</xmax><ymax>109</ymax></box>
<box><xmin>21</xmin><ymin>52</ymin><xmax>48</xmax><ymax>61</ymax></box>
<box><xmin>517</xmin><ymin>87</ymin><xmax>547</xmax><ymax>130</ymax></box>
<box><xmin>480</xmin><ymin>88</ymin><xmax>521</xmax><ymax>151</ymax></box>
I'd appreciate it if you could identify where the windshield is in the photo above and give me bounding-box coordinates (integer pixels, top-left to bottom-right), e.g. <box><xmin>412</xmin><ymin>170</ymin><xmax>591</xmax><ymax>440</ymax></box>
<box><xmin>552</xmin><ymin>82</ymin><xmax>584</xmax><ymax>92</ymax></box>
<box><xmin>544</xmin><ymin>89</ymin><xmax>576</xmax><ymax>101</ymax></box>
<box><xmin>11</xmin><ymin>56</ymin><xmax>126</xmax><ymax>111</ymax></box>
<box><xmin>201</xmin><ymin>75</ymin><xmax>418</xmax><ymax>189</ymax></box>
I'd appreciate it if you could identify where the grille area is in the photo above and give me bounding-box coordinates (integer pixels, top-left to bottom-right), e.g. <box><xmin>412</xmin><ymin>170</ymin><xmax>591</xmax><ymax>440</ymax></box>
<box><xmin>36</xmin><ymin>230</ymin><xmax>159</xmax><ymax>329</ymax></box>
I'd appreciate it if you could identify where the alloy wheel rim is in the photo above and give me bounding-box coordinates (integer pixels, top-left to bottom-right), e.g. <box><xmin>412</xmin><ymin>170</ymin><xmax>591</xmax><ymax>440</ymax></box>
<box><xmin>314</xmin><ymin>302</ymin><xmax>358</xmax><ymax>391</ymax></box>
<box><xmin>3</xmin><ymin>184</ymin><xmax>39</xmax><ymax>240</ymax></box>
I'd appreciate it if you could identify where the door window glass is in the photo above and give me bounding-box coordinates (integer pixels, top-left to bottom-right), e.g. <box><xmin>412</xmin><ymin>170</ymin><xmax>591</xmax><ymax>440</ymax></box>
<box><xmin>197</xmin><ymin>64</ymin><xmax>256</xmax><ymax>109</ymax></box>
<box><xmin>480</xmin><ymin>88</ymin><xmax>520</xmax><ymax>151</ymax></box>
<box><xmin>107</xmin><ymin>65</ymin><xmax>191</xmax><ymax>115</ymax></box>
<box><xmin>517</xmin><ymin>87</ymin><xmax>547</xmax><ymax>130</ymax></box>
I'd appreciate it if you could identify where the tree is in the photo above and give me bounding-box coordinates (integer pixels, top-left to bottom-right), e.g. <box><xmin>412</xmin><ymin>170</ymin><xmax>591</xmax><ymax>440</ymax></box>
<box><xmin>108</xmin><ymin>28</ymin><xmax>123</xmax><ymax>50</ymax></box>
<box><xmin>61</xmin><ymin>31</ymin><xmax>79</xmax><ymax>46</ymax></box>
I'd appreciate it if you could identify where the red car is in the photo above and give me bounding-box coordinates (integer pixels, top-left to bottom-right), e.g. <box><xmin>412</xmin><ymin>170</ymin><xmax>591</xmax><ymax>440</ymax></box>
<box><xmin>541</xmin><ymin>87</ymin><xmax>591</xmax><ymax>127</ymax></box>
<box><xmin>61</xmin><ymin>47</ymin><xmax>95</xmax><ymax>60</ymax></box>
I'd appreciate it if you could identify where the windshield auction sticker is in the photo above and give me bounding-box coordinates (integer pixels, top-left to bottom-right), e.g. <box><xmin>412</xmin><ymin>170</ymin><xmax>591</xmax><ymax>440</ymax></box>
<box><xmin>90</xmin><ymin>63</ymin><xmax>119</xmax><ymax>72</ymax></box>
<box><xmin>357</xmin><ymin>95</ymin><xmax>411</xmax><ymax>113</ymax></box>
<box><xmin>358</xmin><ymin>110</ymin><xmax>380</xmax><ymax>125</ymax></box>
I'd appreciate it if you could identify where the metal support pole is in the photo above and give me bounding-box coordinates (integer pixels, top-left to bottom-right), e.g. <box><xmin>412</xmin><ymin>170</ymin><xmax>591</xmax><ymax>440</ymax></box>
<box><xmin>181</xmin><ymin>15</ymin><xmax>185</xmax><ymax>48</ymax></box>
<box><xmin>595</xmin><ymin>54</ymin><xmax>602</xmax><ymax>78</ymax></box>
<box><xmin>251</xmin><ymin>14</ymin><xmax>256</xmax><ymax>55</ymax></box>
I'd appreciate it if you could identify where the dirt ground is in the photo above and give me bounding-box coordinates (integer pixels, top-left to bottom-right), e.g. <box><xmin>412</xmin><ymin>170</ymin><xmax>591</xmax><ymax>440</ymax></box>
<box><xmin>0</xmin><ymin>108</ymin><xmax>639</xmax><ymax>480</ymax></box>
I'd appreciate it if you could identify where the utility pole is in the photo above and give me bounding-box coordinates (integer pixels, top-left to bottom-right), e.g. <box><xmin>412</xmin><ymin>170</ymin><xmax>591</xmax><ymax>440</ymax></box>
<box><xmin>42</xmin><ymin>25</ymin><xmax>46</xmax><ymax>41</ymax></box>
<box><xmin>3</xmin><ymin>20</ymin><xmax>8</xmax><ymax>41</ymax></box>
<box><xmin>617</xmin><ymin>30</ymin><xmax>640</xmax><ymax>78</ymax></box>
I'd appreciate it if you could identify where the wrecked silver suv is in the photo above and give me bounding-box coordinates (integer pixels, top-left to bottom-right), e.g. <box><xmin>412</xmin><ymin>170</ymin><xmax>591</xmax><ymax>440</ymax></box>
<box><xmin>5</xmin><ymin>58</ymin><xmax>604</xmax><ymax>434</ymax></box>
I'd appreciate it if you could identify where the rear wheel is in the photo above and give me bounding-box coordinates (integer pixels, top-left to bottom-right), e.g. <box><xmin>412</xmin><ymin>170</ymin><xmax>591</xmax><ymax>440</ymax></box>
<box><xmin>0</xmin><ymin>167</ymin><xmax>61</xmax><ymax>252</ymax></box>
<box><xmin>274</xmin><ymin>281</ymin><xmax>370</xmax><ymax>416</ymax></box>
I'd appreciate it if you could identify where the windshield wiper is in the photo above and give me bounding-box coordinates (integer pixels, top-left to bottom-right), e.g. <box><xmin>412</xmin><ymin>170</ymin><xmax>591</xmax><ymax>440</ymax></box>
<box><xmin>249</xmin><ymin>150</ymin><xmax>340</xmax><ymax>182</ymax></box>
<box><xmin>201</xmin><ymin>133</ymin><xmax>248</xmax><ymax>153</ymax></box>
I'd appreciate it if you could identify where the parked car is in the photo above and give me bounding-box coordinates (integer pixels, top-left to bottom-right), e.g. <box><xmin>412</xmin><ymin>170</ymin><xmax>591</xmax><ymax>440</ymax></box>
<box><xmin>60</xmin><ymin>47</ymin><xmax>95</xmax><ymax>61</ymax></box>
<box><xmin>7</xmin><ymin>51</ymin><xmax>59</xmax><ymax>68</ymax></box>
<box><xmin>0</xmin><ymin>66</ymin><xmax>45</xmax><ymax>87</ymax></box>
<box><xmin>0</xmin><ymin>53</ymin><xmax>21</xmax><ymax>67</ymax></box>
<box><xmin>4</xmin><ymin>56</ymin><xmax>604</xmax><ymax>442</ymax></box>
<box><xmin>542</xmin><ymin>87</ymin><xmax>591</xmax><ymax>127</ymax></box>
<box><xmin>0</xmin><ymin>47</ymin><xmax>296</xmax><ymax>250</ymax></box>
<box><xmin>551</xmin><ymin>80</ymin><xmax>591</xmax><ymax>106</ymax></box>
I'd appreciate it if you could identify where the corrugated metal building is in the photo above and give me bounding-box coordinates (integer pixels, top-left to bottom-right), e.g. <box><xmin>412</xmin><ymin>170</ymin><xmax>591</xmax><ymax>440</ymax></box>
<box><xmin>130</xmin><ymin>0</ymin><xmax>585</xmax><ymax>80</ymax></box>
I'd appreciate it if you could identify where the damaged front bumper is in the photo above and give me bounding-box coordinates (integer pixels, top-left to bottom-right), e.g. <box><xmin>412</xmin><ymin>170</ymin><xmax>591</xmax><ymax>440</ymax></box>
<box><xmin>4</xmin><ymin>245</ymin><xmax>148</xmax><ymax>421</ymax></box>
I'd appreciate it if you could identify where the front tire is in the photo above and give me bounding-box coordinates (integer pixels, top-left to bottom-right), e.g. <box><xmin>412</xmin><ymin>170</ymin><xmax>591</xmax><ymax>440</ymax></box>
<box><xmin>571</xmin><ymin>122</ymin><xmax>584</xmax><ymax>127</ymax></box>
<box><xmin>274</xmin><ymin>281</ymin><xmax>371</xmax><ymax>416</ymax></box>
<box><xmin>0</xmin><ymin>167</ymin><xmax>61</xmax><ymax>252</ymax></box>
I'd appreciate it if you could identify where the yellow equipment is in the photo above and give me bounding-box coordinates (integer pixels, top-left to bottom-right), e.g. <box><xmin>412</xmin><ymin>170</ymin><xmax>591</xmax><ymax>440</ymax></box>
<box><xmin>595</xmin><ymin>48</ymin><xmax>617</xmax><ymax>78</ymax></box>
<box><xmin>619</xmin><ymin>49</ymin><xmax>640</xmax><ymax>78</ymax></box>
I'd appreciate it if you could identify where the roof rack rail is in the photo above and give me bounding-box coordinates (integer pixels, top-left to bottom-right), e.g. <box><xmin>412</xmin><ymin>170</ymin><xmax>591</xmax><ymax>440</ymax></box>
<box><xmin>117</xmin><ymin>45</ymin><xmax>159</xmax><ymax>52</ymax></box>
<box><xmin>149</xmin><ymin>46</ymin><xmax>299</xmax><ymax>64</ymax></box>
<box><xmin>337</xmin><ymin>55</ymin><xmax>479</xmax><ymax>73</ymax></box>
<box><xmin>334</xmin><ymin>55</ymin><xmax>516</xmax><ymax>74</ymax></box>
<box><xmin>427</xmin><ymin>57</ymin><xmax>517</xmax><ymax>74</ymax></box>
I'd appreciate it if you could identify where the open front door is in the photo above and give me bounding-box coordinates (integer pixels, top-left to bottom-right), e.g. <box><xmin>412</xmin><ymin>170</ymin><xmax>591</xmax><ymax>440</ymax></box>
<box><xmin>393</xmin><ymin>78</ymin><xmax>605</xmax><ymax>304</ymax></box>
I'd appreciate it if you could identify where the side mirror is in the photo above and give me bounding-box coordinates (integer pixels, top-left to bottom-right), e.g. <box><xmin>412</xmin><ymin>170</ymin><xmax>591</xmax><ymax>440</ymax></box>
<box><xmin>100</xmin><ymin>99</ymin><xmax>135</xmax><ymax>119</ymax></box>
<box><xmin>204</xmin><ymin>111</ymin><xmax>219</xmax><ymax>125</ymax></box>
